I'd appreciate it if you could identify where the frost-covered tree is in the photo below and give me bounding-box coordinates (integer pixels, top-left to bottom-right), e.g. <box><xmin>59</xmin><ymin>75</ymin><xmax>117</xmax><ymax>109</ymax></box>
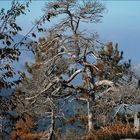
<box><xmin>12</xmin><ymin>0</ymin><xmax>134</xmax><ymax>139</ymax></box>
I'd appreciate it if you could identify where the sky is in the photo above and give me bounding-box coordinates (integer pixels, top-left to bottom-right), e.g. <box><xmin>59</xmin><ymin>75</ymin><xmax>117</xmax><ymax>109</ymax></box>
<box><xmin>94</xmin><ymin>1</ymin><xmax>140</xmax><ymax>65</ymax></box>
<box><xmin>0</xmin><ymin>0</ymin><xmax>140</xmax><ymax>64</ymax></box>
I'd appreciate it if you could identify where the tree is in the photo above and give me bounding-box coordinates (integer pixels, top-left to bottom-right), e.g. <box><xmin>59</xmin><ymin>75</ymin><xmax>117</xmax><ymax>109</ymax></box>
<box><xmin>0</xmin><ymin>0</ymin><xmax>57</xmax><ymax>139</ymax></box>
<box><xmin>11</xmin><ymin>0</ymin><xmax>134</xmax><ymax>139</ymax></box>
<box><xmin>0</xmin><ymin>1</ymin><xmax>33</xmax><ymax>139</ymax></box>
<box><xmin>0</xmin><ymin>0</ymin><xmax>54</xmax><ymax>90</ymax></box>
<box><xmin>0</xmin><ymin>0</ymin><xmax>32</xmax><ymax>90</ymax></box>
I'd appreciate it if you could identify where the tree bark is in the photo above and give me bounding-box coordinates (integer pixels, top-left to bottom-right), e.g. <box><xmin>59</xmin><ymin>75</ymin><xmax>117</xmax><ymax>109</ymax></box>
<box><xmin>48</xmin><ymin>110</ymin><xmax>55</xmax><ymax>140</ymax></box>
<box><xmin>87</xmin><ymin>95</ymin><xmax>95</xmax><ymax>132</ymax></box>
<box><xmin>134</xmin><ymin>112</ymin><xmax>140</xmax><ymax>134</ymax></box>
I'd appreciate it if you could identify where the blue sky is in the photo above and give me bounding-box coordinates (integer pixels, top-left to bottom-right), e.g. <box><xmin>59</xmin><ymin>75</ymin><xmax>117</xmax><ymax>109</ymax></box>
<box><xmin>94</xmin><ymin>1</ymin><xmax>140</xmax><ymax>64</ymax></box>
<box><xmin>0</xmin><ymin>1</ymin><xmax>140</xmax><ymax>64</ymax></box>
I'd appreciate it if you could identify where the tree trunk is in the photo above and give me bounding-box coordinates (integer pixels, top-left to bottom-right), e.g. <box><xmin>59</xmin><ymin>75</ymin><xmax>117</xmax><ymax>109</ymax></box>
<box><xmin>87</xmin><ymin>95</ymin><xmax>95</xmax><ymax>132</ymax></box>
<box><xmin>134</xmin><ymin>112</ymin><xmax>140</xmax><ymax>134</ymax></box>
<box><xmin>48</xmin><ymin>111</ymin><xmax>55</xmax><ymax>140</ymax></box>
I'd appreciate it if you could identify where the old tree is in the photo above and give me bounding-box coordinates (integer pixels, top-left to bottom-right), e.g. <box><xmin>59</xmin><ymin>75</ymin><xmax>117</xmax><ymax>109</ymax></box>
<box><xmin>8</xmin><ymin>0</ymin><xmax>140</xmax><ymax>140</ymax></box>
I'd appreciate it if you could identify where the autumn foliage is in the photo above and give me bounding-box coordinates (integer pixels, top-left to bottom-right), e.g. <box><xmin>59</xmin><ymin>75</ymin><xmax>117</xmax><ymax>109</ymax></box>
<box><xmin>83</xmin><ymin>123</ymin><xmax>134</xmax><ymax>140</ymax></box>
<box><xmin>11</xmin><ymin>113</ymin><xmax>47</xmax><ymax>140</ymax></box>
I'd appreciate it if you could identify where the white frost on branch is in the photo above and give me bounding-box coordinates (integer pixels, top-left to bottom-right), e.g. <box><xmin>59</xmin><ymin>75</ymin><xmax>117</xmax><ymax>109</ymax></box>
<box><xmin>95</xmin><ymin>80</ymin><xmax>114</xmax><ymax>87</ymax></box>
<box><xmin>66</xmin><ymin>68</ymin><xmax>83</xmax><ymax>83</ymax></box>
<box><xmin>43</xmin><ymin>52</ymin><xmax>68</xmax><ymax>65</ymax></box>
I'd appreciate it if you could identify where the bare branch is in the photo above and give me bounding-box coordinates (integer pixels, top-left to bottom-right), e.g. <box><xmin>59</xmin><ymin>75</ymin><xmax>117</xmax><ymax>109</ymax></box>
<box><xmin>95</xmin><ymin>80</ymin><xmax>114</xmax><ymax>87</ymax></box>
<box><xmin>43</xmin><ymin>52</ymin><xmax>68</xmax><ymax>65</ymax></box>
<box><xmin>82</xmin><ymin>61</ymin><xmax>101</xmax><ymax>72</ymax></box>
<box><xmin>65</xmin><ymin>68</ymin><xmax>83</xmax><ymax>83</ymax></box>
<box><xmin>86</xmin><ymin>51</ymin><xmax>98</xmax><ymax>59</ymax></box>
<box><xmin>47</xmin><ymin>109</ymin><xmax>55</xmax><ymax>140</ymax></box>
<box><xmin>75</xmin><ymin>17</ymin><xmax>80</xmax><ymax>33</ymax></box>
<box><xmin>25</xmin><ymin>79</ymin><xmax>58</xmax><ymax>101</ymax></box>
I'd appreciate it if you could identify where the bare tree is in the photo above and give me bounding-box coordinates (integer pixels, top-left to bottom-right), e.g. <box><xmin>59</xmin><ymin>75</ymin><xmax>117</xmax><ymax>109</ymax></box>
<box><xmin>12</xmin><ymin>0</ymin><xmax>134</xmax><ymax>139</ymax></box>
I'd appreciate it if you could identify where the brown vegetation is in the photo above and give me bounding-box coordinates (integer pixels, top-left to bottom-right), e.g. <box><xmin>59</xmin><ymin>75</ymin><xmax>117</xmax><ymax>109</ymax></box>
<box><xmin>83</xmin><ymin>123</ymin><xmax>135</xmax><ymax>140</ymax></box>
<box><xmin>64</xmin><ymin>115</ymin><xmax>88</xmax><ymax>125</ymax></box>
<box><xmin>11</xmin><ymin>113</ymin><xmax>47</xmax><ymax>140</ymax></box>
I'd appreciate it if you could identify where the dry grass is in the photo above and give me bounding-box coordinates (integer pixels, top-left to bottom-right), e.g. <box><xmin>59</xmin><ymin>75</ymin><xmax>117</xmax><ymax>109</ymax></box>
<box><xmin>83</xmin><ymin>123</ymin><xmax>135</xmax><ymax>140</ymax></box>
<box><xmin>11</xmin><ymin>114</ymin><xmax>47</xmax><ymax>140</ymax></box>
<box><xmin>64</xmin><ymin>115</ymin><xmax>88</xmax><ymax>125</ymax></box>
